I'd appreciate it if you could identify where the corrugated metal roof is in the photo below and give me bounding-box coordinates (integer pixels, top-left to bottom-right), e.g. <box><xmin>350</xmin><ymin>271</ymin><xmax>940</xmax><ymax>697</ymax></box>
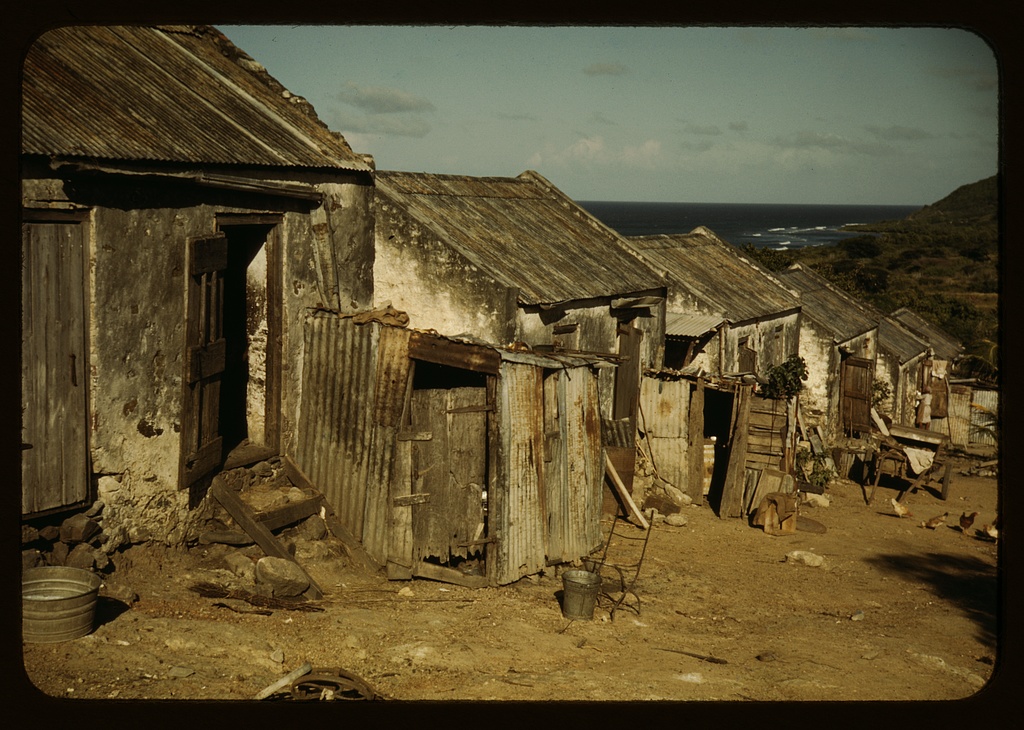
<box><xmin>776</xmin><ymin>264</ymin><xmax>877</xmax><ymax>343</ymax></box>
<box><xmin>878</xmin><ymin>316</ymin><xmax>930</xmax><ymax>365</ymax></box>
<box><xmin>375</xmin><ymin>169</ymin><xmax>666</xmax><ymax>306</ymax></box>
<box><xmin>665</xmin><ymin>311</ymin><xmax>726</xmax><ymax>338</ymax></box>
<box><xmin>628</xmin><ymin>228</ymin><xmax>801</xmax><ymax>324</ymax></box>
<box><xmin>890</xmin><ymin>307</ymin><xmax>963</xmax><ymax>361</ymax></box>
<box><xmin>22</xmin><ymin>25</ymin><xmax>370</xmax><ymax>172</ymax></box>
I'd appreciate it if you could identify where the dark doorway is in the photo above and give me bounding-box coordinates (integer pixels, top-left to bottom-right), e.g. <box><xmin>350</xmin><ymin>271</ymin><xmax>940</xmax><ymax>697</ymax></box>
<box><xmin>703</xmin><ymin>386</ymin><xmax>735</xmax><ymax>514</ymax></box>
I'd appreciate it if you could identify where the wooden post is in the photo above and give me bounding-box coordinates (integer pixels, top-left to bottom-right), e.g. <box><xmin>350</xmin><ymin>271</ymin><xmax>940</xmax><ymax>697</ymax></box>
<box><xmin>686</xmin><ymin>377</ymin><xmax>705</xmax><ymax>505</ymax></box>
<box><xmin>719</xmin><ymin>384</ymin><xmax>751</xmax><ymax>519</ymax></box>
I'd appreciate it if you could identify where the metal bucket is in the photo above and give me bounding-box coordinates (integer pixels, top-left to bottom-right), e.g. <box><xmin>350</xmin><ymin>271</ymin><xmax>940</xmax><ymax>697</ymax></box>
<box><xmin>22</xmin><ymin>566</ymin><xmax>102</xmax><ymax>643</ymax></box>
<box><xmin>561</xmin><ymin>569</ymin><xmax>601</xmax><ymax>620</ymax></box>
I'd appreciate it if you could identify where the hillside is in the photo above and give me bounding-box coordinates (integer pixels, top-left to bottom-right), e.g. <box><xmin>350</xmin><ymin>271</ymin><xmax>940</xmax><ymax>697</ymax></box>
<box><xmin>743</xmin><ymin>175</ymin><xmax>999</xmax><ymax>380</ymax></box>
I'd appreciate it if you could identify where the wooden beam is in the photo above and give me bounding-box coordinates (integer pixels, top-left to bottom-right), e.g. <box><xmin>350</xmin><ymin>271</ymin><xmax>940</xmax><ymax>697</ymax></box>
<box><xmin>605</xmin><ymin>452</ymin><xmax>649</xmax><ymax>529</ymax></box>
<box><xmin>252</xmin><ymin>495</ymin><xmax>324</xmax><ymax>532</ymax></box>
<box><xmin>209</xmin><ymin>479</ymin><xmax>324</xmax><ymax>600</ymax></box>
<box><xmin>412</xmin><ymin>560</ymin><xmax>488</xmax><ymax>589</ymax></box>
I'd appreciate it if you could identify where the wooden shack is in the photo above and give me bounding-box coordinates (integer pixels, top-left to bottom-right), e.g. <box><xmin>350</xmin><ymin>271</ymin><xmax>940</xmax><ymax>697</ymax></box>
<box><xmin>292</xmin><ymin>312</ymin><xmax>613</xmax><ymax>586</ymax></box>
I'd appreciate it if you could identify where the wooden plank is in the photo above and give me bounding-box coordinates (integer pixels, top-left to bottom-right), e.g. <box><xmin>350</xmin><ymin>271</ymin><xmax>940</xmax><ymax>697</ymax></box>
<box><xmin>720</xmin><ymin>385</ymin><xmax>752</xmax><ymax>519</ymax></box>
<box><xmin>412</xmin><ymin>560</ymin><xmax>488</xmax><ymax>589</ymax></box>
<box><xmin>605</xmin><ymin>452</ymin><xmax>649</xmax><ymax>529</ymax></box>
<box><xmin>252</xmin><ymin>495</ymin><xmax>324</xmax><ymax>532</ymax></box>
<box><xmin>686</xmin><ymin>378</ymin><xmax>705</xmax><ymax>505</ymax></box>
<box><xmin>397</xmin><ymin>431</ymin><xmax>433</xmax><ymax>441</ymax></box>
<box><xmin>210</xmin><ymin>479</ymin><xmax>324</xmax><ymax>600</ymax></box>
<box><xmin>393</xmin><ymin>493</ymin><xmax>430</xmax><ymax>507</ymax></box>
<box><xmin>188</xmin><ymin>338</ymin><xmax>227</xmax><ymax>383</ymax></box>
<box><xmin>190</xmin><ymin>234</ymin><xmax>228</xmax><ymax>275</ymax></box>
<box><xmin>408</xmin><ymin>330</ymin><xmax>501</xmax><ymax>374</ymax></box>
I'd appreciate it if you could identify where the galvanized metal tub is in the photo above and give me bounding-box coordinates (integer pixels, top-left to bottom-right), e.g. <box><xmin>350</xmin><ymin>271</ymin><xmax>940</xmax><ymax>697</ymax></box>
<box><xmin>561</xmin><ymin>569</ymin><xmax>601</xmax><ymax>620</ymax></box>
<box><xmin>22</xmin><ymin>566</ymin><xmax>101</xmax><ymax>643</ymax></box>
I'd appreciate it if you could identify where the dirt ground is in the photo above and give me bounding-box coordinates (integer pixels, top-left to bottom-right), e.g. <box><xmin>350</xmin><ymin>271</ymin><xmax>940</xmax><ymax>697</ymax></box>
<box><xmin>20</xmin><ymin>448</ymin><xmax>1003</xmax><ymax>709</ymax></box>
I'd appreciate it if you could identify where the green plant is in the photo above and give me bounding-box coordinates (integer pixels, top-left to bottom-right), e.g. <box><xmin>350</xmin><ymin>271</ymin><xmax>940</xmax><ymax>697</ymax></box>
<box><xmin>796</xmin><ymin>449</ymin><xmax>836</xmax><ymax>490</ymax></box>
<box><xmin>871</xmin><ymin>379</ymin><xmax>892</xmax><ymax>410</ymax></box>
<box><xmin>759</xmin><ymin>355</ymin><xmax>809</xmax><ymax>400</ymax></box>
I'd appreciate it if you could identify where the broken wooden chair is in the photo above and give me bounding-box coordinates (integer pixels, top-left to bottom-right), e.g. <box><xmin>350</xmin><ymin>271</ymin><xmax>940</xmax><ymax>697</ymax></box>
<box><xmin>585</xmin><ymin>512</ymin><xmax>653</xmax><ymax>621</ymax></box>
<box><xmin>862</xmin><ymin>425</ymin><xmax>952</xmax><ymax>505</ymax></box>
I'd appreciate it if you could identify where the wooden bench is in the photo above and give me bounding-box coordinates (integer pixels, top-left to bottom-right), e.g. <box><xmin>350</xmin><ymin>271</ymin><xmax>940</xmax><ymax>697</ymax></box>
<box><xmin>863</xmin><ymin>424</ymin><xmax>952</xmax><ymax>505</ymax></box>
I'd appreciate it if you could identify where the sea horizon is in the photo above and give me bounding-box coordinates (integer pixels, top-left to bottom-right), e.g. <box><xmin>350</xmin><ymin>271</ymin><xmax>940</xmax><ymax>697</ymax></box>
<box><xmin>578</xmin><ymin>200</ymin><xmax>922</xmax><ymax>250</ymax></box>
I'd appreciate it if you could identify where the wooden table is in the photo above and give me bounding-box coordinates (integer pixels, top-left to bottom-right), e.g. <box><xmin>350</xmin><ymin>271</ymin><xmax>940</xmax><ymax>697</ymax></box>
<box><xmin>863</xmin><ymin>424</ymin><xmax>952</xmax><ymax>505</ymax></box>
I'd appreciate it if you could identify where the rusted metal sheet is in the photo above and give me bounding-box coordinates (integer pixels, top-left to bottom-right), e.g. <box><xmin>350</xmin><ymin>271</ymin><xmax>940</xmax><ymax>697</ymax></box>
<box><xmin>970</xmin><ymin>388</ymin><xmax>998</xmax><ymax>446</ymax></box>
<box><xmin>947</xmin><ymin>385</ymin><xmax>972</xmax><ymax>447</ymax></box>
<box><xmin>295</xmin><ymin>314</ymin><xmax>380</xmax><ymax>544</ymax></box>
<box><xmin>375</xmin><ymin>170</ymin><xmax>665</xmax><ymax>307</ymax></box>
<box><xmin>776</xmin><ymin>265</ymin><xmax>878</xmax><ymax>344</ymax></box>
<box><xmin>639</xmin><ymin>375</ymin><xmax>689</xmax><ymax>493</ymax></box>
<box><xmin>407</xmin><ymin>330</ymin><xmax>501</xmax><ymax>374</ymax></box>
<box><xmin>491</xmin><ymin>362</ymin><xmax>548</xmax><ymax>585</ymax></box>
<box><xmin>629</xmin><ymin>230</ymin><xmax>800</xmax><ymax>324</ymax></box>
<box><xmin>23</xmin><ymin>25</ymin><xmax>370</xmax><ymax>172</ymax></box>
<box><xmin>890</xmin><ymin>307</ymin><xmax>963</xmax><ymax>362</ymax></box>
<box><xmin>545</xmin><ymin>368</ymin><xmax>605</xmax><ymax>564</ymax></box>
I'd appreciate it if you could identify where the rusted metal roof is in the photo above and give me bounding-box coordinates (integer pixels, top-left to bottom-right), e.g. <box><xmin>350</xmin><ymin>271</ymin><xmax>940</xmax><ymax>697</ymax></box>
<box><xmin>22</xmin><ymin>25</ymin><xmax>370</xmax><ymax>172</ymax></box>
<box><xmin>776</xmin><ymin>264</ymin><xmax>877</xmax><ymax>343</ymax></box>
<box><xmin>375</xmin><ymin>169</ymin><xmax>666</xmax><ymax>306</ymax></box>
<box><xmin>664</xmin><ymin>311</ymin><xmax>726</xmax><ymax>338</ymax></box>
<box><xmin>878</xmin><ymin>316</ymin><xmax>930</xmax><ymax>365</ymax></box>
<box><xmin>627</xmin><ymin>228</ymin><xmax>801</xmax><ymax>324</ymax></box>
<box><xmin>890</xmin><ymin>307</ymin><xmax>963</xmax><ymax>361</ymax></box>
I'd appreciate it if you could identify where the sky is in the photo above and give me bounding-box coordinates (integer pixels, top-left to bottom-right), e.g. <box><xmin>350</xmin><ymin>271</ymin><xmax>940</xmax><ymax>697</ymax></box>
<box><xmin>218</xmin><ymin>25</ymin><xmax>999</xmax><ymax>206</ymax></box>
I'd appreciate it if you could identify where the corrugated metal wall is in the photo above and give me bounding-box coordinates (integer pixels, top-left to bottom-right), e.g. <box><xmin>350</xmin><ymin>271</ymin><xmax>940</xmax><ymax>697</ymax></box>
<box><xmin>970</xmin><ymin>388</ymin><xmax>998</xmax><ymax>447</ymax></box>
<box><xmin>492</xmin><ymin>362</ymin><xmax>548</xmax><ymax>584</ymax></box>
<box><xmin>639</xmin><ymin>376</ymin><xmax>689</xmax><ymax>493</ymax></box>
<box><xmin>545</xmin><ymin>367</ymin><xmax>605</xmax><ymax>564</ymax></box>
<box><xmin>295</xmin><ymin>314</ymin><xmax>382</xmax><ymax>546</ymax></box>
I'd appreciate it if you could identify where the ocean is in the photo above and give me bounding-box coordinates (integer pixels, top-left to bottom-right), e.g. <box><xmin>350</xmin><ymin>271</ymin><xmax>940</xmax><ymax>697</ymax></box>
<box><xmin>578</xmin><ymin>201</ymin><xmax>922</xmax><ymax>250</ymax></box>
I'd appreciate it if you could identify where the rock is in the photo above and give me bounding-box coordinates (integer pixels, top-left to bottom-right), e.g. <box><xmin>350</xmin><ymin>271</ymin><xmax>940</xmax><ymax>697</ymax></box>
<box><xmin>665</xmin><ymin>514</ymin><xmax>689</xmax><ymax>528</ymax></box>
<box><xmin>65</xmin><ymin>543</ymin><xmax>98</xmax><ymax>571</ymax></box>
<box><xmin>801</xmin><ymin>492</ymin><xmax>831</xmax><ymax>508</ymax></box>
<box><xmin>643</xmin><ymin>493</ymin><xmax>681</xmax><ymax>516</ymax></box>
<box><xmin>224</xmin><ymin>551</ymin><xmax>256</xmax><ymax>582</ymax></box>
<box><xmin>38</xmin><ymin>525</ymin><xmax>61</xmax><ymax>542</ymax></box>
<box><xmin>785</xmin><ymin>550</ymin><xmax>824</xmax><ymax>567</ymax></box>
<box><xmin>22</xmin><ymin>525</ymin><xmax>40</xmax><ymax>545</ymax></box>
<box><xmin>252</xmin><ymin>461</ymin><xmax>274</xmax><ymax>478</ymax></box>
<box><xmin>295</xmin><ymin>515</ymin><xmax>327</xmax><ymax>541</ymax></box>
<box><xmin>664</xmin><ymin>483</ymin><xmax>692</xmax><ymax>506</ymax></box>
<box><xmin>48</xmin><ymin>541</ymin><xmax>69</xmax><ymax>566</ymax></box>
<box><xmin>60</xmin><ymin>513</ymin><xmax>101</xmax><ymax>545</ymax></box>
<box><xmin>85</xmin><ymin>500</ymin><xmax>105</xmax><ymax>518</ymax></box>
<box><xmin>101</xmin><ymin>582</ymin><xmax>139</xmax><ymax>605</ymax></box>
<box><xmin>851</xmin><ymin>610</ymin><xmax>865</xmax><ymax>621</ymax></box>
<box><xmin>270</xmin><ymin>648</ymin><xmax>285</xmax><ymax>663</ymax></box>
<box><xmin>22</xmin><ymin>549</ymin><xmax>46</xmax><ymax>570</ymax></box>
<box><xmin>96</xmin><ymin>475</ymin><xmax>122</xmax><ymax>498</ymax></box>
<box><xmin>167</xmin><ymin>666</ymin><xmax>195</xmax><ymax>678</ymax></box>
<box><xmin>254</xmin><ymin>557</ymin><xmax>309</xmax><ymax>598</ymax></box>
<box><xmin>200</xmin><ymin>529</ymin><xmax>255</xmax><ymax>546</ymax></box>
<box><xmin>284</xmin><ymin>487</ymin><xmax>308</xmax><ymax>502</ymax></box>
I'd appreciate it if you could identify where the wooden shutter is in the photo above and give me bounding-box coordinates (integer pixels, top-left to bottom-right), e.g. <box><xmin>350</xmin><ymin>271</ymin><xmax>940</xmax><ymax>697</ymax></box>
<box><xmin>179</xmin><ymin>234</ymin><xmax>228</xmax><ymax>488</ymax></box>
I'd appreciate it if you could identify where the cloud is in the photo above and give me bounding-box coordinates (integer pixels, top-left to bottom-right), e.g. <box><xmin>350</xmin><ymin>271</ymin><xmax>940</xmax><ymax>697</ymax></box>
<box><xmin>590</xmin><ymin>111</ymin><xmax>616</xmax><ymax>125</ymax></box>
<box><xmin>330</xmin><ymin>109</ymin><xmax>432</xmax><ymax>138</ymax></box>
<box><xmin>621</xmin><ymin>139</ymin><xmax>663</xmax><ymax>167</ymax></box>
<box><xmin>528</xmin><ymin>135</ymin><xmax>665</xmax><ymax>171</ymax></box>
<box><xmin>770</xmin><ymin>130</ymin><xmax>894</xmax><ymax>156</ymax></box>
<box><xmin>334</xmin><ymin>81</ymin><xmax>435</xmax><ymax>114</ymax></box>
<box><xmin>498</xmin><ymin>112</ymin><xmax>539</xmax><ymax>122</ymax></box>
<box><xmin>728</xmin><ymin>121</ymin><xmax>749</xmax><ymax>132</ymax></box>
<box><xmin>930</xmin><ymin>66</ymin><xmax>998</xmax><ymax>92</ymax></box>
<box><xmin>684</xmin><ymin>123</ymin><xmax>723</xmax><ymax>136</ymax></box>
<box><xmin>583</xmin><ymin>62</ymin><xmax>629</xmax><ymax>76</ymax></box>
<box><xmin>864</xmin><ymin>124</ymin><xmax>933</xmax><ymax>141</ymax></box>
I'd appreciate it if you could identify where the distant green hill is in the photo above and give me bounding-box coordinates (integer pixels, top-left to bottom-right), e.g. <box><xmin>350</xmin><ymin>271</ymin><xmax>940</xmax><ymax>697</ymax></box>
<box><xmin>743</xmin><ymin>175</ymin><xmax>999</xmax><ymax>380</ymax></box>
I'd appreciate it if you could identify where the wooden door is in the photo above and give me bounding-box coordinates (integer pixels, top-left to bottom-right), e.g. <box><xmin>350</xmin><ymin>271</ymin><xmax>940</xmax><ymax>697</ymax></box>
<box><xmin>841</xmin><ymin>356</ymin><xmax>873</xmax><ymax>435</ymax></box>
<box><xmin>409</xmin><ymin>386</ymin><xmax>489</xmax><ymax>569</ymax></box>
<box><xmin>21</xmin><ymin>216</ymin><xmax>89</xmax><ymax>514</ymax></box>
<box><xmin>179</xmin><ymin>234</ymin><xmax>228</xmax><ymax>489</ymax></box>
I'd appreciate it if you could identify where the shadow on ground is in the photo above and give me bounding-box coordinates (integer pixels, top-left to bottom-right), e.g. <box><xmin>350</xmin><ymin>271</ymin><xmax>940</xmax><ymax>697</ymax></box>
<box><xmin>864</xmin><ymin>551</ymin><xmax>999</xmax><ymax>648</ymax></box>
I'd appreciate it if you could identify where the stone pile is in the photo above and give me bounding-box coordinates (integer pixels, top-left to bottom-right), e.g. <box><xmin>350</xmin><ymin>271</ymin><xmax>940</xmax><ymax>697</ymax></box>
<box><xmin>21</xmin><ymin>501</ymin><xmax>116</xmax><ymax>574</ymax></box>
